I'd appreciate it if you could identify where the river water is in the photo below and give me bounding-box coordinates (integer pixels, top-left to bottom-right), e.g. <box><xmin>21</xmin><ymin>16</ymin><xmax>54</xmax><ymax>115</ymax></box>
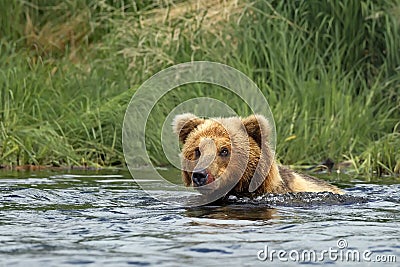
<box><xmin>0</xmin><ymin>169</ymin><xmax>399</xmax><ymax>266</ymax></box>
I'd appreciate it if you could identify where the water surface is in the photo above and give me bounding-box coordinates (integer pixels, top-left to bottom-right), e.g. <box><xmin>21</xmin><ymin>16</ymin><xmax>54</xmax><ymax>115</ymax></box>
<box><xmin>0</xmin><ymin>169</ymin><xmax>399</xmax><ymax>266</ymax></box>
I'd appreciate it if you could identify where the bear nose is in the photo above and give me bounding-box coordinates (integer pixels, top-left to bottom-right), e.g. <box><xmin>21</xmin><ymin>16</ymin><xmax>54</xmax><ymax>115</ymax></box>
<box><xmin>191</xmin><ymin>170</ymin><xmax>208</xmax><ymax>187</ymax></box>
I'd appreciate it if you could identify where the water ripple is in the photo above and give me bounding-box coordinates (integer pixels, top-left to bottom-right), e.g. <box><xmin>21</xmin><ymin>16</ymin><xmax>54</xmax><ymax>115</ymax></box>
<box><xmin>0</xmin><ymin>170</ymin><xmax>399</xmax><ymax>266</ymax></box>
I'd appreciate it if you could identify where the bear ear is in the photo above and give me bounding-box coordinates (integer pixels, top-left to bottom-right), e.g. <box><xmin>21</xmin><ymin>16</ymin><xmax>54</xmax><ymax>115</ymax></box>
<box><xmin>172</xmin><ymin>113</ymin><xmax>205</xmax><ymax>143</ymax></box>
<box><xmin>242</xmin><ymin>114</ymin><xmax>271</xmax><ymax>148</ymax></box>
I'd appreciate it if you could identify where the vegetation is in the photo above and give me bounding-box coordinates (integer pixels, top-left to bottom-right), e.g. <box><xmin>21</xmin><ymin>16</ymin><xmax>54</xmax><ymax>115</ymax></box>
<box><xmin>0</xmin><ymin>0</ymin><xmax>399</xmax><ymax>176</ymax></box>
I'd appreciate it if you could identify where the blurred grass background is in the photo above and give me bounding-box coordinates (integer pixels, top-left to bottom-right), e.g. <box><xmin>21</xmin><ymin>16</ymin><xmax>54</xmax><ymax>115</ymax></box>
<box><xmin>0</xmin><ymin>0</ymin><xmax>399</xmax><ymax>175</ymax></box>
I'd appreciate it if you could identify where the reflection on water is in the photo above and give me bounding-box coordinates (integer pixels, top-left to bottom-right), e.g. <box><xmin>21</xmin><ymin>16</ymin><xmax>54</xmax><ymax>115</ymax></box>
<box><xmin>186</xmin><ymin>205</ymin><xmax>278</xmax><ymax>221</ymax></box>
<box><xmin>0</xmin><ymin>169</ymin><xmax>399</xmax><ymax>266</ymax></box>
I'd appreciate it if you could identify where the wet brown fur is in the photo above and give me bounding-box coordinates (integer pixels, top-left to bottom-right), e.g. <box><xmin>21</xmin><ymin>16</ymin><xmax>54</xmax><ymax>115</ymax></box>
<box><xmin>173</xmin><ymin>113</ymin><xmax>343</xmax><ymax>196</ymax></box>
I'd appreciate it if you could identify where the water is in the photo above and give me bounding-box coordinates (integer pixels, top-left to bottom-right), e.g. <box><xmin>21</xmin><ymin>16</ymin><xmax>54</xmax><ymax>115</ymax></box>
<box><xmin>0</xmin><ymin>169</ymin><xmax>399</xmax><ymax>266</ymax></box>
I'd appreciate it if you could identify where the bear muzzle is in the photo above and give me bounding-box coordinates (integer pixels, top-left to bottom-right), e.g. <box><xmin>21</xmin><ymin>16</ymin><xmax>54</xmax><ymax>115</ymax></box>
<box><xmin>191</xmin><ymin>170</ymin><xmax>215</xmax><ymax>187</ymax></box>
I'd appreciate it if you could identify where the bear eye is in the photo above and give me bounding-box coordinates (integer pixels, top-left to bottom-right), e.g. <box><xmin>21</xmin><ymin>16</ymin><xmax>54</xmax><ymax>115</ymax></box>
<box><xmin>194</xmin><ymin>148</ymin><xmax>201</xmax><ymax>159</ymax></box>
<box><xmin>219</xmin><ymin>147</ymin><xmax>230</xmax><ymax>157</ymax></box>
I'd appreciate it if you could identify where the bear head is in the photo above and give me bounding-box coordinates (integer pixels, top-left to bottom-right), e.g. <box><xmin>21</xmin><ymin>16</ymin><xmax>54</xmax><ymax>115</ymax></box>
<box><xmin>172</xmin><ymin>113</ymin><xmax>275</xmax><ymax>196</ymax></box>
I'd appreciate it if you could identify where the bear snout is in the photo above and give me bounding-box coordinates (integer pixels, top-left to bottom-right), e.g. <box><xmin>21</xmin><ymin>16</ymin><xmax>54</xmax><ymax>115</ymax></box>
<box><xmin>191</xmin><ymin>170</ymin><xmax>208</xmax><ymax>187</ymax></box>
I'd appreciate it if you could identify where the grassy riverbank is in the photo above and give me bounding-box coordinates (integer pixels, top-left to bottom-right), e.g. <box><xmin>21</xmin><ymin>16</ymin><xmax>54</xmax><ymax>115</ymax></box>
<box><xmin>0</xmin><ymin>0</ymin><xmax>399</xmax><ymax>175</ymax></box>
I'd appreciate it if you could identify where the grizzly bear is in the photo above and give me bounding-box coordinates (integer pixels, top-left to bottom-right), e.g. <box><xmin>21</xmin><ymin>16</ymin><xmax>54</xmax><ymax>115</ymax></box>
<box><xmin>172</xmin><ymin>113</ymin><xmax>343</xmax><ymax>198</ymax></box>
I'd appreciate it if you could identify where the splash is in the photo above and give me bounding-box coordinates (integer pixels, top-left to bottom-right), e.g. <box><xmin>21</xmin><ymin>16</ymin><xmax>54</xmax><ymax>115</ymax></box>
<box><xmin>225</xmin><ymin>192</ymin><xmax>368</xmax><ymax>207</ymax></box>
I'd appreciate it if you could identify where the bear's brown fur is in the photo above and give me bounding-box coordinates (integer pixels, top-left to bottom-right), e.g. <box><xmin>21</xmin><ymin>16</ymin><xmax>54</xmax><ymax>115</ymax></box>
<box><xmin>173</xmin><ymin>113</ymin><xmax>343</xmax><ymax>197</ymax></box>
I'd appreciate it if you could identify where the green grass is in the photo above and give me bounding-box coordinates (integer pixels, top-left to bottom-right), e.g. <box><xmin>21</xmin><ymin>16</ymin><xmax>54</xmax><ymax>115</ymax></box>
<box><xmin>0</xmin><ymin>0</ymin><xmax>399</xmax><ymax>176</ymax></box>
